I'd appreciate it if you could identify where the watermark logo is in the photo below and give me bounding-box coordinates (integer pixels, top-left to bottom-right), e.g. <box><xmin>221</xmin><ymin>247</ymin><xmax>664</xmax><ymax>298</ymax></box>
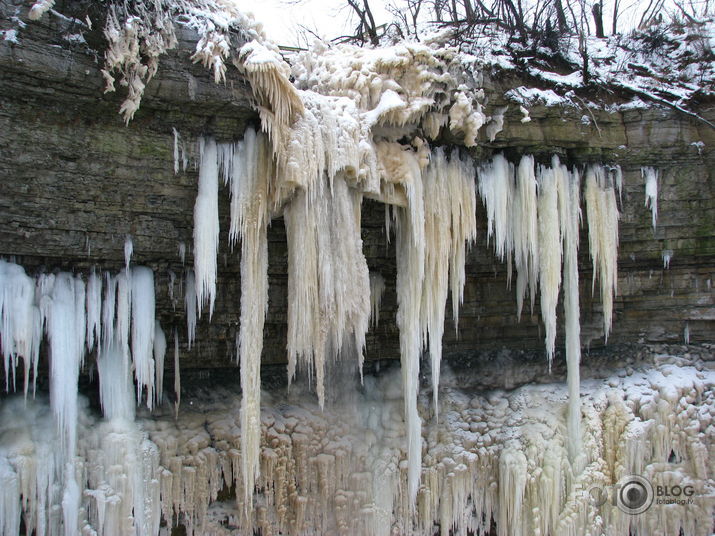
<box><xmin>589</xmin><ymin>475</ymin><xmax>695</xmax><ymax>514</ymax></box>
<box><xmin>615</xmin><ymin>475</ymin><xmax>654</xmax><ymax>514</ymax></box>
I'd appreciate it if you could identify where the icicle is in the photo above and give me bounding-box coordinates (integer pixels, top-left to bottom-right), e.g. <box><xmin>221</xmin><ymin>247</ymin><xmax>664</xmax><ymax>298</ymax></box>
<box><xmin>421</xmin><ymin>148</ymin><xmax>477</xmax><ymax>413</ymax></box>
<box><xmin>173</xmin><ymin>328</ymin><xmax>181</xmax><ymax>417</ymax></box>
<box><xmin>224</xmin><ymin>130</ymin><xmax>272</xmax><ymax>520</ymax></box>
<box><xmin>642</xmin><ymin>166</ymin><xmax>659</xmax><ymax>230</ymax></box>
<box><xmin>47</xmin><ymin>273</ymin><xmax>84</xmax><ymax>461</ymax></box>
<box><xmin>115</xmin><ymin>270</ymin><xmax>132</xmax><ymax>390</ymax></box>
<box><xmin>172</xmin><ymin>128</ymin><xmax>187</xmax><ymax>175</ymax></box>
<box><xmin>585</xmin><ymin>166</ymin><xmax>620</xmax><ymax>340</ymax></box>
<box><xmin>537</xmin><ymin>164</ymin><xmax>561</xmax><ymax>368</ymax></box>
<box><xmin>0</xmin><ymin>261</ymin><xmax>40</xmax><ymax>395</ymax></box>
<box><xmin>284</xmin><ymin>175</ymin><xmax>370</xmax><ymax>406</ymax></box>
<box><xmin>86</xmin><ymin>270</ymin><xmax>102</xmax><ymax>354</ymax></box>
<box><xmin>478</xmin><ymin>154</ymin><xmax>514</xmax><ymax>263</ymax></box>
<box><xmin>663</xmin><ymin>249</ymin><xmax>673</xmax><ymax>268</ymax></box>
<box><xmin>185</xmin><ymin>270</ymin><xmax>197</xmax><ymax>348</ymax></box>
<box><xmin>101</xmin><ymin>272</ymin><xmax>117</xmax><ymax>355</ymax></box>
<box><xmin>369</xmin><ymin>273</ymin><xmax>385</xmax><ymax>328</ymax></box>
<box><xmin>178</xmin><ymin>241</ymin><xmax>186</xmax><ymax>265</ymax></box>
<box><xmin>130</xmin><ymin>266</ymin><xmax>156</xmax><ymax>409</ymax></box>
<box><xmin>193</xmin><ymin>137</ymin><xmax>220</xmax><ymax>319</ymax></box>
<box><xmin>154</xmin><ymin>320</ymin><xmax>167</xmax><ymax>406</ymax></box>
<box><xmin>0</xmin><ymin>458</ymin><xmax>20</xmax><ymax>536</ymax></box>
<box><xmin>74</xmin><ymin>278</ymin><xmax>86</xmax><ymax>369</ymax></box>
<box><xmin>98</xmin><ymin>342</ymin><xmax>135</xmax><ymax>420</ymax></box>
<box><xmin>392</xmin><ymin>146</ymin><xmax>425</xmax><ymax>508</ymax></box>
<box><xmin>556</xmin><ymin>158</ymin><xmax>582</xmax><ymax>463</ymax></box>
<box><xmin>513</xmin><ymin>156</ymin><xmax>539</xmax><ymax>320</ymax></box>
<box><xmin>124</xmin><ymin>235</ymin><xmax>133</xmax><ymax>271</ymax></box>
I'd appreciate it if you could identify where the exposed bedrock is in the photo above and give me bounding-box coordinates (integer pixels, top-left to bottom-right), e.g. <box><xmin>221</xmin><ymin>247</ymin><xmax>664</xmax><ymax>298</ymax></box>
<box><xmin>0</xmin><ymin>0</ymin><xmax>713</xmax><ymax>386</ymax></box>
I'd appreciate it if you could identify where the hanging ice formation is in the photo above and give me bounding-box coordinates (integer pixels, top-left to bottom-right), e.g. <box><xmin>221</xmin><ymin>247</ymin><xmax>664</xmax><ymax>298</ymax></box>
<box><xmin>642</xmin><ymin>166</ymin><xmax>659</xmax><ymax>230</ymax></box>
<box><xmin>0</xmin><ymin>4</ymin><xmax>645</xmax><ymax>535</ymax></box>
<box><xmin>0</xmin><ymin>255</ymin><xmax>171</xmax><ymax>536</ymax></box>
<box><xmin>585</xmin><ymin>165</ymin><xmax>620</xmax><ymax>340</ymax></box>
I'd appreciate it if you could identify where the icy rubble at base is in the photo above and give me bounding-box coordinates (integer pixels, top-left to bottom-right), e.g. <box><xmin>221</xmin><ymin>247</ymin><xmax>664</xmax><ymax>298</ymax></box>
<box><xmin>1</xmin><ymin>347</ymin><xmax>713</xmax><ymax>536</ymax></box>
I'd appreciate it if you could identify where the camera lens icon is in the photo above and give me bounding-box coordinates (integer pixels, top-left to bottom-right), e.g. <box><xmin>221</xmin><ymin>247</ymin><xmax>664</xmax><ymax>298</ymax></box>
<box><xmin>616</xmin><ymin>475</ymin><xmax>654</xmax><ymax>515</ymax></box>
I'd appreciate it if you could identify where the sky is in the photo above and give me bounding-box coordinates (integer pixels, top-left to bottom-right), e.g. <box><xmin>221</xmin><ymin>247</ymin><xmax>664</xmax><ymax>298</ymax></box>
<box><xmin>243</xmin><ymin>0</ymin><xmax>710</xmax><ymax>47</ymax></box>
<box><xmin>246</xmin><ymin>0</ymin><xmax>392</xmax><ymax>47</ymax></box>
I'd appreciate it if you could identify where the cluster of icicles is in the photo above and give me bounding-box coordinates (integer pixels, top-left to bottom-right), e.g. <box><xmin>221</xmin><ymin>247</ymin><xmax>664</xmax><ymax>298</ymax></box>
<box><xmin>0</xmin><ymin>257</ymin><xmax>178</xmax><ymax>535</ymax></box>
<box><xmin>0</xmin><ymin>129</ymin><xmax>622</xmax><ymax>534</ymax></box>
<box><xmin>2</xmin><ymin>340</ymin><xmax>712</xmax><ymax>536</ymax></box>
<box><xmin>189</xmin><ymin>126</ymin><xmax>623</xmax><ymax>518</ymax></box>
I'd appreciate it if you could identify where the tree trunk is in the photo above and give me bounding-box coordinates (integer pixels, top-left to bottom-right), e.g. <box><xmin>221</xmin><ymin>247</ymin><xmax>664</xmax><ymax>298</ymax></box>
<box><xmin>592</xmin><ymin>1</ymin><xmax>605</xmax><ymax>38</ymax></box>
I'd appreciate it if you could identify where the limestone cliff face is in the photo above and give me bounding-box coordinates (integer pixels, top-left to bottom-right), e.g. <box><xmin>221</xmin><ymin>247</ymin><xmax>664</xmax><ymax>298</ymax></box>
<box><xmin>1</xmin><ymin>0</ymin><xmax>713</xmax><ymax>383</ymax></box>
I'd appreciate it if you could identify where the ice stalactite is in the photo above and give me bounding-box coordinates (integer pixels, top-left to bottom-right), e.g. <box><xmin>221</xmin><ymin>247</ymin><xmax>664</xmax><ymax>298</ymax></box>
<box><xmin>86</xmin><ymin>270</ymin><xmax>102</xmax><ymax>355</ymax></box>
<box><xmin>47</xmin><ymin>273</ymin><xmax>84</xmax><ymax>459</ymax></box>
<box><xmin>391</xmin><ymin>145</ymin><xmax>426</xmax><ymax>507</ymax></box>
<box><xmin>221</xmin><ymin>129</ymin><xmax>273</xmax><ymax>517</ymax></box>
<box><xmin>131</xmin><ymin>267</ymin><xmax>156</xmax><ymax>409</ymax></box>
<box><xmin>421</xmin><ymin>148</ymin><xmax>477</xmax><ymax>412</ymax></box>
<box><xmin>173</xmin><ymin>328</ymin><xmax>181</xmax><ymax>416</ymax></box>
<box><xmin>0</xmin><ymin>261</ymin><xmax>41</xmax><ymax>396</ymax></box>
<box><xmin>193</xmin><ymin>138</ymin><xmax>220</xmax><ymax>319</ymax></box>
<box><xmin>585</xmin><ymin>165</ymin><xmax>620</xmax><ymax>339</ymax></box>
<box><xmin>185</xmin><ymin>270</ymin><xmax>197</xmax><ymax>348</ymax></box>
<box><xmin>115</xmin><ymin>269</ymin><xmax>132</xmax><ymax>376</ymax></box>
<box><xmin>154</xmin><ymin>321</ymin><xmax>167</xmax><ymax>405</ymax></box>
<box><xmin>556</xmin><ymin>158</ymin><xmax>583</xmax><ymax>464</ymax></box>
<box><xmin>44</xmin><ymin>273</ymin><xmax>85</xmax><ymax>535</ymax></box>
<box><xmin>478</xmin><ymin>154</ymin><xmax>514</xmax><ymax>263</ymax></box>
<box><xmin>513</xmin><ymin>156</ymin><xmax>539</xmax><ymax>320</ymax></box>
<box><xmin>369</xmin><ymin>273</ymin><xmax>386</xmax><ymax>328</ymax></box>
<box><xmin>98</xmin><ymin>342</ymin><xmax>135</xmax><ymax>421</ymax></box>
<box><xmin>284</xmin><ymin>175</ymin><xmax>371</xmax><ymax>405</ymax></box>
<box><xmin>124</xmin><ymin>235</ymin><xmax>133</xmax><ymax>271</ymax></box>
<box><xmin>642</xmin><ymin>166</ymin><xmax>659</xmax><ymax>230</ymax></box>
<box><xmin>536</xmin><ymin>164</ymin><xmax>562</xmax><ymax>368</ymax></box>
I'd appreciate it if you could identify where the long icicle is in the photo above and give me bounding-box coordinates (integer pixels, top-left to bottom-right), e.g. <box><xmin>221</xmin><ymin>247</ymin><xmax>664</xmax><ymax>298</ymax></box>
<box><xmin>226</xmin><ymin>130</ymin><xmax>271</xmax><ymax>523</ymax></box>
<box><xmin>555</xmin><ymin>158</ymin><xmax>583</xmax><ymax>463</ymax></box>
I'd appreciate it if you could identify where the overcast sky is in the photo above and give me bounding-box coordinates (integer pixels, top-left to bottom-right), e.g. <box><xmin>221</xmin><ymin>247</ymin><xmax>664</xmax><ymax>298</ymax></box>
<box><xmin>247</xmin><ymin>0</ymin><xmax>392</xmax><ymax>46</ymax></box>
<box><xmin>244</xmin><ymin>0</ymin><xmax>708</xmax><ymax>47</ymax></box>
